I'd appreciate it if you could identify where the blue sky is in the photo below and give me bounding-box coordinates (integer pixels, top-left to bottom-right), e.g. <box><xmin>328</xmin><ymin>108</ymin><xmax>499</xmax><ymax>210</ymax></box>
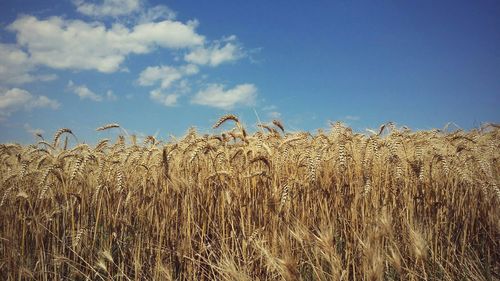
<box><xmin>1</xmin><ymin>0</ymin><xmax>499</xmax><ymax>143</ymax></box>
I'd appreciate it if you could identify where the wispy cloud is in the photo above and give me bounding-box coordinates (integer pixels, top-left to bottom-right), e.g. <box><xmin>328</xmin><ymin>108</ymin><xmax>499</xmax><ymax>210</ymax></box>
<box><xmin>137</xmin><ymin>5</ymin><xmax>177</xmax><ymax>23</ymax></box>
<box><xmin>191</xmin><ymin>83</ymin><xmax>257</xmax><ymax>109</ymax></box>
<box><xmin>23</xmin><ymin>123</ymin><xmax>44</xmax><ymax>136</ymax></box>
<box><xmin>149</xmin><ymin>89</ymin><xmax>178</xmax><ymax>107</ymax></box>
<box><xmin>261</xmin><ymin>105</ymin><xmax>281</xmax><ymax>120</ymax></box>
<box><xmin>106</xmin><ymin>90</ymin><xmax>118</xmax><ymax>101</ymax></box>
<box><xmin>185</xmin><ymin>36</ymin><xmax>244</xmax><ymax>67</ymax></box>
<box><xmin>0</xmin><ymin>88</ymin><xmax>59</xmax><ymax>119</ymax></box>
<box><xmin>67</xmin><ymin>81</ymin><xmax>103</xmax><ymax>102</ymax></box>
<box><xmin>73</xmin><ymin>0</ymin><xmax>142</xmax><ymax>17</ymax></box>
<box><xmin>74</xmin><ymin>0</ymin><xmax>177</xmax><ymax>23</ymax></box>
<box><xmin>138</xmin><ymin>64</ymin><xmax>198</xmax><ymax>89</ymax></box>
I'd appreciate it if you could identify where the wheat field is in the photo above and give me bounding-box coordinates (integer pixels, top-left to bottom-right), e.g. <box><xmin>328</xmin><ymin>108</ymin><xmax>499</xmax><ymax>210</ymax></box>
<box><xmin>0</xmin><ymin>115</ymin><xmax>499</xmax><ymax>280</ymax></box>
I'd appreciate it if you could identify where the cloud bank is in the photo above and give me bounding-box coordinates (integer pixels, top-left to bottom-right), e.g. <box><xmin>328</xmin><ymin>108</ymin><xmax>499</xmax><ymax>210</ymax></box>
<box><xmin>7</xmin><ymin>15</ymin><xmax>204</xmax><ymax>73</ymax></box>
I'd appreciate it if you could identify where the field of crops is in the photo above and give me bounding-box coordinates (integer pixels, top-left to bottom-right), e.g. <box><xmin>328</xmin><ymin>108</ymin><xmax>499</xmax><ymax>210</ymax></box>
<box><xmin>0</xmin><ymin>115</ymin><xmax>499</xmax><ymax>280</ymax></box>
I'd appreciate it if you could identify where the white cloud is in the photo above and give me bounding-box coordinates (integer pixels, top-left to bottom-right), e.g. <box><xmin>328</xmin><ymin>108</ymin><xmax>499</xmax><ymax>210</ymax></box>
<box><xmin>67</xmin><ymin>81</ymin><xmax>103</xmax><ymax>101</ymax></box>
<box><xmin>185</xmin><ymin>38</ymin><xmax>244</xmax><ymax>66</ymax></box>
<box><xmin>74</xmin><ymin>0</ymin><xmax>142</xmax><ymax>17</ymax></box>
<box><xmin>138</xmin><ymin>64</ymin><xmax>198</xmax><ymax>89</ymax></box>
<box><xmin>131</xmin><ymin>19</ymin><xmax>203</xmax><ymax>48</ymax></box>
<box><xmin>0</xmin><ymin>43</ymin><xmax>57</xmax><ymax>85</ymax></box>
<box><xmin>23</xmin><ymin>123</ymin><xmax>45</xmax><ymax>136</ymax></box>
<box><xmin>7</xmin><ymin>15</ymin><xmax>204</xmax><ymax>73</ymax></box>
<box><xmin>0</xmin><ymin>44</ymin><xmax>33</xmax><ymax>84</ymax></box>
<box><xmin>191</xmin><ymin>83</ymin><xmax>257</xmax><ymax>109</ymax></box>
<box><xmin>150</xmin><ymin>89</ymin><xmax>178</xmax><ymax>106</ymax></box>
<box><xmin>37</xmin><ymin>74</ymin><xmax>58</xmax><ymax>82</ymax></box>
<box><xmin>27</xmin><ymin>95</ymin><xmax>61</xmax><ymax>109</ymax></box>
<box><xmin>106</xmin><ymin>90</ymin><xmax>118</xmax><ymax>101</ymax></box>
<box><xmin>74</xmin><ymin>0</ymin><xmax>177</xmax><ymax>23</ymax></box>
<box><xmin>0</xmin><ymin>88</ymin><xmax>59</xmax><ymax>118</ymax></box>
<box><xmin>137</xmin><ymin>5</ymin><xmax>176</xmax><ymax>23</ymax></box>
<box><xmin>176</xmin><ymin>79</ymin><xmax>191</xmax><ymax>94</ymax></box>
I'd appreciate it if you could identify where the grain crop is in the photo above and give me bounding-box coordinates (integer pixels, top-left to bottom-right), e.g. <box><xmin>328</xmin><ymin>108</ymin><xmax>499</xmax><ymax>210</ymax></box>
<box><xmin>0</xmin><ymin>117</ymin><xmax>499</xmax><ymax>280</ymax></box>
